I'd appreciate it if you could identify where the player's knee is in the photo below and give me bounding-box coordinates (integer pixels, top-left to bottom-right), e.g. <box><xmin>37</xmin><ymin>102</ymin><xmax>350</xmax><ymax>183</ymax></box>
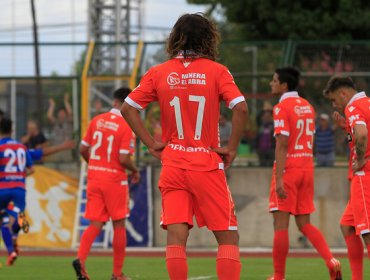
<box><xmin>362</xmin><ymin>233</ymin><xmax>370</xmax><ymax>245</ymax></box>
<box><xmin>214</xmin><ymin>230</ymin><xmax>239</xmax><ymax>245</ymax></box>
<box><xmin>340</xmin><ymin>224</ymin><xmax>355</xmax><ymax>237</ymax></box>
<box><xmin>167</xmin><ymin>224</ymin><xmax>189</xmax><ymax>245</ymax></box>
<box><xmin>296</xmin><ymin>222</ymin><xmax>308</xmax><ymax>232</ymax></box>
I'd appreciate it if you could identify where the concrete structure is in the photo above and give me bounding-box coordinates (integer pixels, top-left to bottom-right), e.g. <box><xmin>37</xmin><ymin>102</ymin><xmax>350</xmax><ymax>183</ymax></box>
<box><xmin>152</xmin><ymin>166</ymin><xmax>349</xmax><ymax>248</ymax></box>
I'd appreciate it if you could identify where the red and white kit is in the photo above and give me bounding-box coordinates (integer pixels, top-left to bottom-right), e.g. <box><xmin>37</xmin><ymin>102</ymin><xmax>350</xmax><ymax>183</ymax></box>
<box><xmin>340</xmin><ymin>91</ymin><xmax>370</xmax><ymax>235</ymax></box>
<box><xmin>127</xmin><ymin>56</ymin><xmax>245</xmax><ymax>230</ymax></box>
<box><xmin>269</xmin><ymin>91</ymin><xmax>316</xmax><ymax>215</ymax></box>
<box><xmin>81</xmin><ymin>108</ymin><xmax>135</xmax><ymax>222</ymax></box>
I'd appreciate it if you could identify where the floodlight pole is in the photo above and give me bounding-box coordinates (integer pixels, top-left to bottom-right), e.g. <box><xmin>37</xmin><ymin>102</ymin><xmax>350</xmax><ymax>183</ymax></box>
<box><xmin>30</xmin><ymin>0</ymin><xmax>43</xmax><ymax>125</ymax></box>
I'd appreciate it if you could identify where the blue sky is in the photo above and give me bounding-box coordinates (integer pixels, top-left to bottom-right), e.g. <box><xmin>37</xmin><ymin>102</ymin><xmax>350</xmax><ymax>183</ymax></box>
<box><xmin>0</xmin><ymin>0</ymin><xmax>208</xmax><ymax>75</ymax></box>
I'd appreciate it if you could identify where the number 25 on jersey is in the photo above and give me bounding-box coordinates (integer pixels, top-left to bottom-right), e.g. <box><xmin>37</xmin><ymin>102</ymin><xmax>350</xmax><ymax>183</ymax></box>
<box><xmin>295</xmin><ymin>119</ymin><xmax>314</xmax><ymax>150</ymax></box>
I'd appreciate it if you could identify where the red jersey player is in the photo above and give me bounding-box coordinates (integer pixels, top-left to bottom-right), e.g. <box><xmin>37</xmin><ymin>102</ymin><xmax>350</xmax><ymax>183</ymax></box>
<box><xmin>324</xmin><ymin>76</ymin><xmax>370</xmax><ymax>280</ymax></box>
<box><xmin>268</xmin><ymin>67</ymin><xmax>341</xmax><ymax>280</ymax></box>
<box><xmin>121</xmin><ymin>14</ymin><xmax>247</xmax><ymax>280</ymax></box>
<box><xmin>72</xmin><ymin>87</ymin><xmax>139</xmax><ymax>280</ymax></box>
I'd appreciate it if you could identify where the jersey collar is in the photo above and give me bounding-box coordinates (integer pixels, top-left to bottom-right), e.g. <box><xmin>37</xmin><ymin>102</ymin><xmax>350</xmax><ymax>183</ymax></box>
<box><xmin>110</xmin><ymin>108</ymin><xmax>122</xmax><ymax>116</ymax></box>
<box><xmin>175</xmin><ymin>50</ymin><xmax>199</xmax><ymax>59</ymax></box>
<box><xmin>279</xmin><ymin>91</ymin><xmax>299</xmax><ymax>103</ymax></box>
<box><xmin>0</xmin><ymin>137</ymin><xmax>14</xmax><ymax>144</ymax></box>
<box><xmin>347</xmin><ymin>91</ymin><xmax>367</xmax><ymax>106</ymax></box>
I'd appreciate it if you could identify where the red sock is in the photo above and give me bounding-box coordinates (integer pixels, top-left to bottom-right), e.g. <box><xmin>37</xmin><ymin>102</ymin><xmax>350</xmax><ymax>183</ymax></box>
<box><xmin>345</xmin><ymin>233</ymin><xmax>364</xmax><ymax>280</ymax></box>
<box><xmin>367</xmin><ymin>244</ymin><xmax>370</xmax><ymax>260</ymax></box>
<box><xmin>77</xmin><ymin>225</ymin><xmax>101</xmax><ymax>263</ymax></box>
<box><xmin>300</xmin><ymin>224</ymin><xmax>332</xmax><ymax>264</ymax></box>
<box><xmin>273</xmin><ymin>229</ymin><xmax>289</xmax><ymax>280</ymax></box>
<box><xmin>166</xmin><ymin>245</ymin><xmax>187</xmax><ymax>280</ymax></box>
<box><xmin>113</xmin><ymin>226</ymin><xmax>127</xmax><ymax>276</ymax></box>
<box><xmin>216</xmin><ymin>245</ymin><xmax>241</xmax><ymax>280</ymax></box>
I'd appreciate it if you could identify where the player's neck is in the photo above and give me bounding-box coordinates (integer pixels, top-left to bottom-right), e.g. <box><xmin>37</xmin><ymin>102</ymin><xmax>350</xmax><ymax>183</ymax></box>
<box><xmin>0</xmin><ymin>134</ymin><xmax>11</xmax><ymax>139</ymax></box>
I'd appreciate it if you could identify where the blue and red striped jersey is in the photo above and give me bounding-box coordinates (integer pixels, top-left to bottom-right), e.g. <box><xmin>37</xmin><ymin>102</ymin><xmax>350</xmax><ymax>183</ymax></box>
<box><xmin>0</xmin><ymin>137</ymin><xmax>33</xmax><ymax>189</ymax></box>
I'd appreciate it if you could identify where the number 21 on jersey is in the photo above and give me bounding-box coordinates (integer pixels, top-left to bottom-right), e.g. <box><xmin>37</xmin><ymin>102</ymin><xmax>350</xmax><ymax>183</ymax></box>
<box><xmin>170</xmin><ymin>95</ymin><xmax>205</xmax><ymax>140</ymax></box>
<box><xmin>90</xmin><ymin>131</ymin><xmax>114</xmax><ymax>162</ymax></box>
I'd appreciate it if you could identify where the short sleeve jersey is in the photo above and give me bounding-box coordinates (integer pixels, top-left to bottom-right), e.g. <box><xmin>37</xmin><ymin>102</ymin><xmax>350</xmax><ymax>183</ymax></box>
<box><xmin>0</xmin><ymin>137</ymin><xmax>33</xmax><ymax>189</ymax></box>
<box><xmin>345</xmin><ymin>91</ymin><xmax>370</xmax><ymax>173</ymax></box>
<box><xmin>273</xmin><ymin>91</ymin><xmax>315</xmax><ymax>169</ymax></box>
<box><xmin>81</xmin><ymin>108</ymin><xmax>135</xmax><ymax>183</ymax></box>
<box><xmin>126</xmin><ymin>57</ymin><xmax>245</xmax><ymax>171</ymax></box>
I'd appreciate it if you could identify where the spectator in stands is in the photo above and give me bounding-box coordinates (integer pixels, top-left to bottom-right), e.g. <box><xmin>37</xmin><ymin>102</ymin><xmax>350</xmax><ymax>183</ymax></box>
<box><xmin>47</xmin><ymin>93</ymin><xmax>73</xmax><ymax>145</ymax></box>
<box><xmin>21</xmin><ymin>120</ymin><xmax>48</xmax><ymax>149</ymax></box>
<box><xmin>219</xmin><ymin>113</ymin><xmax>232</xmax><ymax>147</ymax></box>
<box><xmin>93</xmin><ymin>98</ymin><xmax>103</xmax><ymax>117</ymax></box>
<box><xmin>256</xmin><ymin>110</ymin><xmax>275</xmax><ymax>166</ymax></box>
<box><xmin>314</xmin><ymin>113</ymin><xmax>335</xmax><ymax>167</ymax></box>
<box><xmin>0</xmin><ymin>110</ymin><xmax>4</xmax><ymax>121</ymax></box>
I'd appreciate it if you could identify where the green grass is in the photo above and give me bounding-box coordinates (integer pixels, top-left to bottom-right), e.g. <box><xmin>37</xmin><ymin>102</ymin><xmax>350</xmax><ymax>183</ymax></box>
<box><xmin>0</xmin><ymin>256</ymin><xmax>369</xmax><ymax>279</ymax></box>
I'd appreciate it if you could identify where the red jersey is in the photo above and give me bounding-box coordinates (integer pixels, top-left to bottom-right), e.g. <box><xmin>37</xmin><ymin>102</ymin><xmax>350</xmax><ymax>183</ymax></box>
<box><xmin>345</xmin><ymin>91</ymin><xmax>370</xmax><ymax>173</ymax></box>
<box><xmin>81</xmin><ymin>109</ymin><xmax>135</xmax><ymax>183</ymax></box>
<box><xmin>273</xmin><ymin>91</ymin><xmax>315</xmax><ymax>169</ymax></box>
<box><xmin>126</xmin><ymin>57</ymin><xmax>245</xmax><ymax>171</ymax></box>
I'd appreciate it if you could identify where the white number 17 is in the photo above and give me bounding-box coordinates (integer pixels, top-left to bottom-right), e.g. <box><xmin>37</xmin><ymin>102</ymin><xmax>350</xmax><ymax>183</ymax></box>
<box><xmin>169</xmin><ymin>95</ymin><xmax>206</xmax><ymax>140</ymax></box>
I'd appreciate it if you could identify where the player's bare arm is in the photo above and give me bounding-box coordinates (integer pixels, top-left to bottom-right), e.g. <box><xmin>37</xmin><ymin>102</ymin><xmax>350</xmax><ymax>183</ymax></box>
<box><xmin>213</xmin><ymin>101</ymin><xmax>248</xmax><ymax>169</ymax></box>
<box><xmin>275</xmin><ymin>134</ymin><xmax>288</xmax><ymax>199</ymax></box>
<box><xmin>121</xmin><ymin>102</ymin><xmax>166</xmax><ymax>159</ymax></box>
<box><xmin>42</xmin><ymin>139</ymin><xmax>76</xmax><ymax>156</ymax></box>
<box><xmin>119</xmin><ymin>154</ymin><xmax>140</xmax><ymax>184</ymax></box>
<box><xmin>353</xmin><ymin>123</ymin><xmax>368</xmax><ymax>172</ymax></box>
<box><xmin>79</xmin><ymin>144</ymin><xmax>90</xmax><ymax>163</ymax></box>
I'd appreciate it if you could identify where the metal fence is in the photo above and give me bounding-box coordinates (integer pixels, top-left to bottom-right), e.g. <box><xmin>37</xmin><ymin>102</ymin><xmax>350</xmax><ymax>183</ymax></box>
<box><xmin>2</xmin><ymin>40</ymin><xmax>370</xmax><ymax>165</ymax></box>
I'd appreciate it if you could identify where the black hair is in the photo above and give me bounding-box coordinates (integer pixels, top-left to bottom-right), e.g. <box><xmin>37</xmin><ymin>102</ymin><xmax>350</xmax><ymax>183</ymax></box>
<box><xmin>0</xmin><ymin>118</ymin><xmax>12</xmax><ymax>135</ymax></box>
<box><xmin>323</xmin><ymin>76</ymin><xmax>356</xmax><ymax>97</ymax></box>
<box><xmin>113</xmin><ymin>87</ymin><xmax>132</xmax><ymax>103</ymax></box>
<box><xmin>275</xmin><ymin>66</ymin><xmax>300</xmax><ymax>91</ymax></box>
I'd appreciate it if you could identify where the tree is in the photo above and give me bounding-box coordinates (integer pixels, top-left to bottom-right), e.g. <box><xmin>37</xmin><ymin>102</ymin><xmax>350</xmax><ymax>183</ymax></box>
<box><xmin>188</xmin><ymin>0</ymin><xmax>370</xmax><ymax>40</ymax></box>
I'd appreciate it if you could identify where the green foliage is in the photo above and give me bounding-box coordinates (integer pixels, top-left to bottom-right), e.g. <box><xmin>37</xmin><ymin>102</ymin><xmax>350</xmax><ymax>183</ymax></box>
<box><xmin>188</xmin><ymin>0</ymin><xmax>370</xmax><ymax>40</ymax></box>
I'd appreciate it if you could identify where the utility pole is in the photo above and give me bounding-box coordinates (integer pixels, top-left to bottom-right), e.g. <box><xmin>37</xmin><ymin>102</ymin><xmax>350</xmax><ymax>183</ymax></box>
<box><xmin>30</xmin><ymin>0</ymin><xmax>43</xmax><ymax>125</ymax></box>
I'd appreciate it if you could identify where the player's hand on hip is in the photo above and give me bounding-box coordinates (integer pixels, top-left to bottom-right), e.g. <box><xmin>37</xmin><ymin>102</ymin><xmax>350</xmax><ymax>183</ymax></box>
<box><xmin>130</xmin><ymin>170</ymin><xmax>141</xmax><ymax>184</ymax></box>
<box><xmin>148</xmin><ymin>141</ymin><xmax>166</xmax><ymax>160</ymax></box>
<box><xmin>276</xmin><ymin>178</ymin><xmax>287</xmax><ymax>199</ymax></box>
<box><xmin>352</xmin><ymin>158</ymin><xmax>367</xmax><ymax>174</ymax></box>
<box><xmin>212</xmin><ymin>146</ymin><xmax>237</xmax><ymax>169</ymax></box>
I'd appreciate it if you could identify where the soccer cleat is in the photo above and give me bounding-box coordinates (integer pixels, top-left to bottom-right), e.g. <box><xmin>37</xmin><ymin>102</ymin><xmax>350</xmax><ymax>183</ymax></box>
<box><xmin>266</xmin><ymin>276</ymin><xmax>285</xmax><ymax>280</ymax></box>
<box><xmin>110</xmin><ymin>273</ymin><xmax>131</xmax><ymax>280</ymax></box>
<box><xmin>18</xmin><ymin>212</ymin><xmax>30</xmax><ymax>233</ymax></box>
<box><xmin>327</xmin><ymin>258</ymin><xmax>342</xmax><ymax>280</ymax></box>
<box><xmin>72</xmin><ymin>259</ymin><xmax>90</xmax><ymax>280</ymax></box>
<box><xmin>6</xmin><ymin>252</ymin><xmax>17</xmax><ymax>266</ymax></box>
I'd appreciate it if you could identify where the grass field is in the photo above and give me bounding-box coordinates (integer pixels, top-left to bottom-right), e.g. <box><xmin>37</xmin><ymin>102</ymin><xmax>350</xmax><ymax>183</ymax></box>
<box><xmin>0</xmin><ymin>255</ymin><xmax>369</xmax><ymax>279</ymax></box>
